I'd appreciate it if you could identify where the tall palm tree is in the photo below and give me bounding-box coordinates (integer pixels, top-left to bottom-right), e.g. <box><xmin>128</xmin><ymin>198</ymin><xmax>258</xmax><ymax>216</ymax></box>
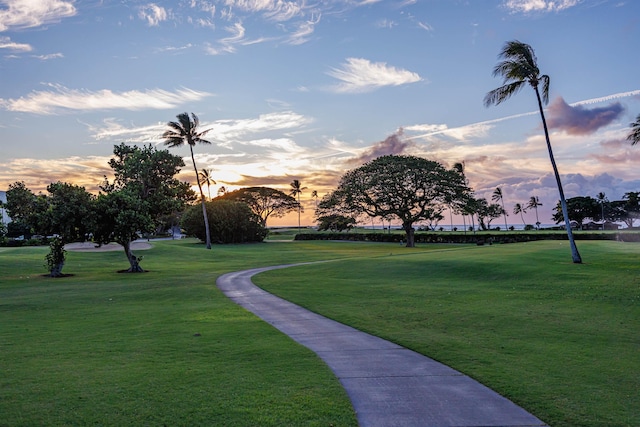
<box><xmin>484</xmin><ymin>40</ymin><xmax>582</xmax><ymax>263</ymax></box>
<box><xmin>596</xmin><ymin>192</ymin><xmax>608</xmax><ymax>226</ymax></box>
<box><xmin>513</xmin><ymin>203</ymin><xmax>527</xmax><ymax>228</ymax></box>
<box><xmin>311</xmin><ymin>190</ymin><xmax>318</xmax><ymax>209</ymax></box>
<box><xmin>198</xmin><ymin>168</ymin><xmax>216</xmax><ymax>200</ymax></box>
<box><xmin>492</xmin><ymin>187</ymin><xmax>508</xmax><ymax>231</ymax></box>
<box><xmin>527</xmin><ymin>196</ymin><xmax>543</xmax><ymax>229</ymax></box>
<box><xmin>163</xmin><ymin>112</ymin><xmax>213</xmax><ymax>249</ymax></box>
<box><xmin>628</xmin><ymin>114</ymin><xmax>640</xmax><ymax>145</ymax></box>
<box><xmin>290</xmin><ymin>179</ymin><xmax>307</xmax><ymax>229</ymax></box>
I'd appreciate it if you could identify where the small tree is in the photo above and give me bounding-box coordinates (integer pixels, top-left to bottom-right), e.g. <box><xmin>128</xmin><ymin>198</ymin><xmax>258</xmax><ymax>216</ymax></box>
<box><xmin>45</xmin><ymin>236</ymin><xmax>66</xmax><ymax>277</ymax></box>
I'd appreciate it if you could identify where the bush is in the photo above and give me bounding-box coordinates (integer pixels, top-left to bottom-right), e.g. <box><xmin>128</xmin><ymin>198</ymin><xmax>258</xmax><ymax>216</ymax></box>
<box><xmin>181</xmin><ymin>200</ymin><xmax>267</xmax><ymax>244</ymax></box>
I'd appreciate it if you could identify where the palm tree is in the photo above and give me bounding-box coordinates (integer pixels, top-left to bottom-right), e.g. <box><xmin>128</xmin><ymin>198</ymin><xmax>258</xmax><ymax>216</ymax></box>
<box><xmin>311</xmin><ymin>190</ymin><xmax>318</xmax><ymax>209</ymax></box>
<box><xmin>290</xmin><ymin>179</ymin><xmax>307</xmax><ymax>229</ymax></box>
<box><xmin>596</xmin><ymin>192</ymin><xmax>608</xmax><ymax>226</ymax></box>
<box><xmin>163</xmin><ymin>112</ymin><xmax>213</xmax><ymax>249</ymax></box>
<box><xmin>198</xmin><ymin>168</ymin><xmax>216</xmax><ymax>200</ymax></box>
<box><xmin>492</xmin><ymin>187</ymin><xmax>508</xmax><ymax>231</ymax></box>
<box><xmin>484</xmin><ymin>40</ymin><xmax>582</xmax><ymax>263</ymax></box>
<box><xmin>513</xmin><ymin>203</ymin><xmax>527</xmax><ymax>228</ymax></box>
<box><xmin>527</xmin><ymin>196</ymin><xmax>543</xmax><ymax>229</ymax></box>
<box><xmin>217</xmin><ymin>186</ymin><xmax>227</xmax><ymax>197</ymax></box>
<box><xmin>628</xmin><ymin>114</ymin><xmax>640</xmax><ymax>145</ymax></box>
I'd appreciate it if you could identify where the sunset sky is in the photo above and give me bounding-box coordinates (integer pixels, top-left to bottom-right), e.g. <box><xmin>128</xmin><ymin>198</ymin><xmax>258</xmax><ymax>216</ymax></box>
<box><xmin>1</xmin><ymin>0</ymin><xmax>639</xmax><ymax>227</ymax></box>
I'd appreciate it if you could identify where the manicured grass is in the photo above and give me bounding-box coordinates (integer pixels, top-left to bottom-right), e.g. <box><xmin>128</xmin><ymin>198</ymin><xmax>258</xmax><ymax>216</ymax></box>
<box><xmin>2</xmin><ymin>239</ymin><xmax>638</xmax><ymax>426</ymax></box>
<box><xmin>255</xmin><ymin>240</ymin><xmax>640</xmax><ymax>427</ymax></box>
<box><xmin>1</xmin><ymin>239</ymin><xmax>384</xmax><ymax>426</ymax></box>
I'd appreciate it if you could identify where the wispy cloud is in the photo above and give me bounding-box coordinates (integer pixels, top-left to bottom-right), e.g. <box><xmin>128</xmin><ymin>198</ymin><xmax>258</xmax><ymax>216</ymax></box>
<box><xmin>0</xmin><ymin>0</ymin><xmax>76</xmax><ymax>31</ymax></box>
<box><xmin>205</xmin><ymin>21</ymin><xmax>270</xmax><ymax>54</ymax></box>
<box><xmin>32</xmin><ymin>52</ymin><xmax>64</xmax><ymax>60</ymax></box>
<box><xmin>88</xmin><ymin>111</ymin><xmax>312</xmax><ymax>148</ymax></box>
<box><xmin>1</xmin><ymin>84</ymin><xmax>214</xmax><ymax>114</ymax></box>
<box><xmin>327</xmin><ymin>57</ymin><xmax>422</xmax><ymax>93</ymax></box>
<box><xmin>0</xmin><ymin>36</ymin><xmax>31</xmax><ymax>52</ymax></box>
<box><xmin>138</xmin><ymin>3</ymin><xmax>169</xmax><ymax>26</ymax></box>
<box><xmin>284</xmin><ymin>13</ymin><xmax>321</xmax><ymax>45</ymax></box>
<box><xmin>547</xmin><ymin>97</ymin><xmax>625</xmax><ymax>135</ymax></box>
<box><xmin>503</xmin><ymin>0</ymin><xmax>580</xmax><ymax>14</ymax></box>
<box><xmin>224</xmin><ymin>0</ymin><xmax>303</xmax><ymax>21</ymax></box>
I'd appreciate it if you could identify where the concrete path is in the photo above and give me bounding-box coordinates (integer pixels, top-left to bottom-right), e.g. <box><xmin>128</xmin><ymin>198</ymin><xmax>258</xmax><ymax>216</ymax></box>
<box><xmin>217</xmin><ymin>264</ymin><xmax>547</xmax><ymax>427</ymax></box>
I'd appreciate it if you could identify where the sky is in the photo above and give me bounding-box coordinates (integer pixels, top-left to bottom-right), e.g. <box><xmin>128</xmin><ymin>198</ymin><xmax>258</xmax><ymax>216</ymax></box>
<box><xmin>1</xmin><ymin>0</ymin><xmax>639</xmax><ymax>228</ymax></box>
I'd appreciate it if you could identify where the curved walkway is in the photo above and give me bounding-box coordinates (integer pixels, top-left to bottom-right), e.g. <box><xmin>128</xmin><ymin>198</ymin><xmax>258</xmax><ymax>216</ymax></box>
<box><xmin>217</xmin><ymin>264</ymin><xmax>547</xmax><ymax>427</ymax></box>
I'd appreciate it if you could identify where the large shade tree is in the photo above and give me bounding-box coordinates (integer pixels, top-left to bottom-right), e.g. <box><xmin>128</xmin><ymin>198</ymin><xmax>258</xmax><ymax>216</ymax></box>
<box><xmin>163</xmin><ymin>112</ymin><xmax>213</xmax><ymax>249</ymax></box>
<box><xmin>484</xmin><ymin>40</ymin><xmax>582</xmax><ymax>263</ymax></box>
<box><xmin>318</xmin><ymin>155</ymin><xmax>470</xmax><ymax>247</ymax></box>
<box><xmin>218</xmin><ymin>186</ymin><xmax>299</xmax><ymax>227</ymax></box>
<box><xmin>94</xmin><ymin>144</ymin><xmax>195</xmax><ymax>272</ymax></box>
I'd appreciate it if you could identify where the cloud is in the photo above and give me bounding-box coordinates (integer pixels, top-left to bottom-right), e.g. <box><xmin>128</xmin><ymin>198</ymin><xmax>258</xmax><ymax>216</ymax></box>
<box><xmin>88</xmin><ymin>111</ymin><xmax>312</xmax><ymax>148</ymax></box>
<box><xmin>138</xmin><ymin>3</ymin><xmax>169</xmax><ymax>26</ymax></box>
<box><xmin>224</xmin><ymin>0</ymin><xmax>303</xmax><ymax>21</ymax></box>
<box><xmin>0</xmin><ymin>36</ymin><xmax>31</xmax><ymax>52</ymax></box>
<box><xmin>1</xmin><ymin>84</ymin><xmax>214</xmax><ymax>114</ymax></box>
<box><xmin>205</xmin><ymin>21</ymin><xmax>270</xmax><ymax>54</ymax></box>
<box><xmin>503</xmin><ymin>0</ymin><xmax>580</xmax><ymax>14</ymax></box>
<box><xmin>546</xmin><ymin>97</ymin><xmax>625</xmax><ymax>135</ymax></box>
<box><xmin>0</xmin><ymin>0</ymin><xmax>76</xmax><ymax>31</ymax></box>
<box><xmin>327</xmin><ymin>57</ymin><xmax>422</xmax><ymax>93</ymax></box>
<box><xmin>347</xmin><ymin>129</ymin><xmax>415</xmax><ymax>166</ymax></box>
<box><xmin>284</xmin><ymin>13</ymin><xmax>321</xmax><ymax>45</ymax></box>
<box><xmin>33</xmin><ymin>52</ymin><xmax>64</xmax><ymax>60</ymax></box>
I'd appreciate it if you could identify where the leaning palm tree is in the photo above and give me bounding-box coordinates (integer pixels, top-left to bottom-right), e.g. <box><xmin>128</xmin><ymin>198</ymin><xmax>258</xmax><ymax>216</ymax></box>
<box><xmin>527</xmin><ymin>196</ymin><xmax>543</xmax><ymax>229</ymax></box>
<box><xmin>492</xmin><ymin>187</ymin><xmax>508</xmax><ymax>231</ymax></box>
<box><xmin>290</xmin><ymin>179</ymin><xmax>307</xmax><ymax>230</ymax></box>
<box><xmin>513</xmin><ymin>203</ymin><xmax>527</xmax><ymax>228</ymax></box>
<box><xmin>484</xmin><ymin>40</ymin><xmax>582</xmax><ymax>263</ymax></box>
<box><xmin>163</xmin><ymin>112</ymin><xmax>213</xmax><ymax>249</ymax></box>
<box><xmin>628</xmin><ymin>114</ymin><xmax>640</xmax><ymax>145</ymax></box>
<box><xmin>198</xmin><ymin>168</ymin><xmax>216</xmax><ymax>200</ymax></box>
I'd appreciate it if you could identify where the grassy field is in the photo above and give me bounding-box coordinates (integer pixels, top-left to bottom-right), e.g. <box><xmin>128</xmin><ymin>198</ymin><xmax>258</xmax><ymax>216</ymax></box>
<box><xmin>255</xmin><ymin>240</ymin><xmax>640</xmax><ymax>427</ymax></box>
<box><xmin>1</xmin><ymin>239</ymin><xmax>638</xmax><ymax>426</ymax></box>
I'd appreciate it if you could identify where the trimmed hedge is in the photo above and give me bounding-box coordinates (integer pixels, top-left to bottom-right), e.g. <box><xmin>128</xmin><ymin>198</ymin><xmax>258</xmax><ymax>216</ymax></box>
<box><xmin>294</xmin><ymin>232</ymin><xmax>640</xmax><ymax>244</ymax></box>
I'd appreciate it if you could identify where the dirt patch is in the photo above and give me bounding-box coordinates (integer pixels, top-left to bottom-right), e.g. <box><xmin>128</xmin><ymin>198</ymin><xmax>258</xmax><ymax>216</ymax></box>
<box><xmin>65</xmin><ymin>242</ymin><xmax>153</xmax><ymax>252</ymax></box>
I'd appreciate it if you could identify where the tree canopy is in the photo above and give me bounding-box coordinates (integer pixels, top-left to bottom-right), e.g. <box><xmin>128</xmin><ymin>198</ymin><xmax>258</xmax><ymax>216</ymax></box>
<box><xmin>317</xmin><ymin>155</ymin><xmax>470</xmax><ymax>247</ymax></box>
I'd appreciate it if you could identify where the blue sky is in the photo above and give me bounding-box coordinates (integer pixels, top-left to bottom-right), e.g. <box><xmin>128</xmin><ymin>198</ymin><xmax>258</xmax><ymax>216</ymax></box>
<box><xmin>1</xmin><ymin>0</ymin><xmax>639</xmax><ymax>226</ymax></box>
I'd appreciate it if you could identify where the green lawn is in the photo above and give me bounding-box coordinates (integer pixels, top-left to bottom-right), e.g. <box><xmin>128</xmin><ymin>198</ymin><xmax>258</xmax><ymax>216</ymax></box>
<box><xmin>1</xmin><ymin>239</ymin><xmax>638</xmax><ymax>426</ymax></box>
<box><xmin>255</xmin><ymin>240</ymin><xmax>640</xmax><ymax>427</ymax></box>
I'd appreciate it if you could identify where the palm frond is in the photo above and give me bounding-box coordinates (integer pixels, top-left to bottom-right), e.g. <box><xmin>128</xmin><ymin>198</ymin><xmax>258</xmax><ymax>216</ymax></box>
<box><xmin>627</xmin><ymin>114</ymin><xmax>640</xmax><ymax>145</ymax></box>
<box><xmin>484</xmin><ymin>81</ymin><xmax>526</xmax><ymax>106</ymax></box>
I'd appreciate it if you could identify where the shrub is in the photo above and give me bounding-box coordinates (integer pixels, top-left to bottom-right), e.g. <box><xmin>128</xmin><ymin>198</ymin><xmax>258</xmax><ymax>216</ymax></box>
<box><xmin>181</xmin><ymin>200</ymin><xmax>267</xmax><ymax>244</ymax></box>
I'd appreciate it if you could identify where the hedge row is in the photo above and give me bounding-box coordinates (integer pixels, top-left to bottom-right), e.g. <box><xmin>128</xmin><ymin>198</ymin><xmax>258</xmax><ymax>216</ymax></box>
<box><xmin>294</xmin><ymin>232</ymin><xmax>640</xmax><ymax>244</ymax></box>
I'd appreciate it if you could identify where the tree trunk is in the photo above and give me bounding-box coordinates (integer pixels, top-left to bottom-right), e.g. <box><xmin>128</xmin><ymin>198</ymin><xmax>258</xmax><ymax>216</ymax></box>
<box><xmin>190</xmin><ymin>145</ymin><xmax>212</xmax><ymax>249</ymax></box>
<box><xmin>49</xmin><ymin>262</ymin><xmax>64</xmax><ymax>277</ymax></box>
<box><xmin>403</xmin><ymin>223</ymin><xmax>415</xmax><ymax>247</ymax></box>
<box><xmin>123</xmin><ymin>239</ymin><xmax>144</xmax><ymax>273</ymax></box>
<box><xmin>535</xmin><ymin>86</ymin><xmax>582</xmax><ymax>263</ymax></box>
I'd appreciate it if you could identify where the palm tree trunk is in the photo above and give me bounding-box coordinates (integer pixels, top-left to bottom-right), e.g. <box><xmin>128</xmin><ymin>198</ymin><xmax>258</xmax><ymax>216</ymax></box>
<box><xmin>535</xmin><ymin>87</ymin><xmax>582</xmax><ymax>263</ymax></box>
<box><xmin>190</xmin><ymin>146</ymin><xmax>212</xmax><ymax>249</ymax></box>
<box><xmin>501</xmin><ymin>200</ymin><xmax>508</xmax><ymax>231</ymax></box>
